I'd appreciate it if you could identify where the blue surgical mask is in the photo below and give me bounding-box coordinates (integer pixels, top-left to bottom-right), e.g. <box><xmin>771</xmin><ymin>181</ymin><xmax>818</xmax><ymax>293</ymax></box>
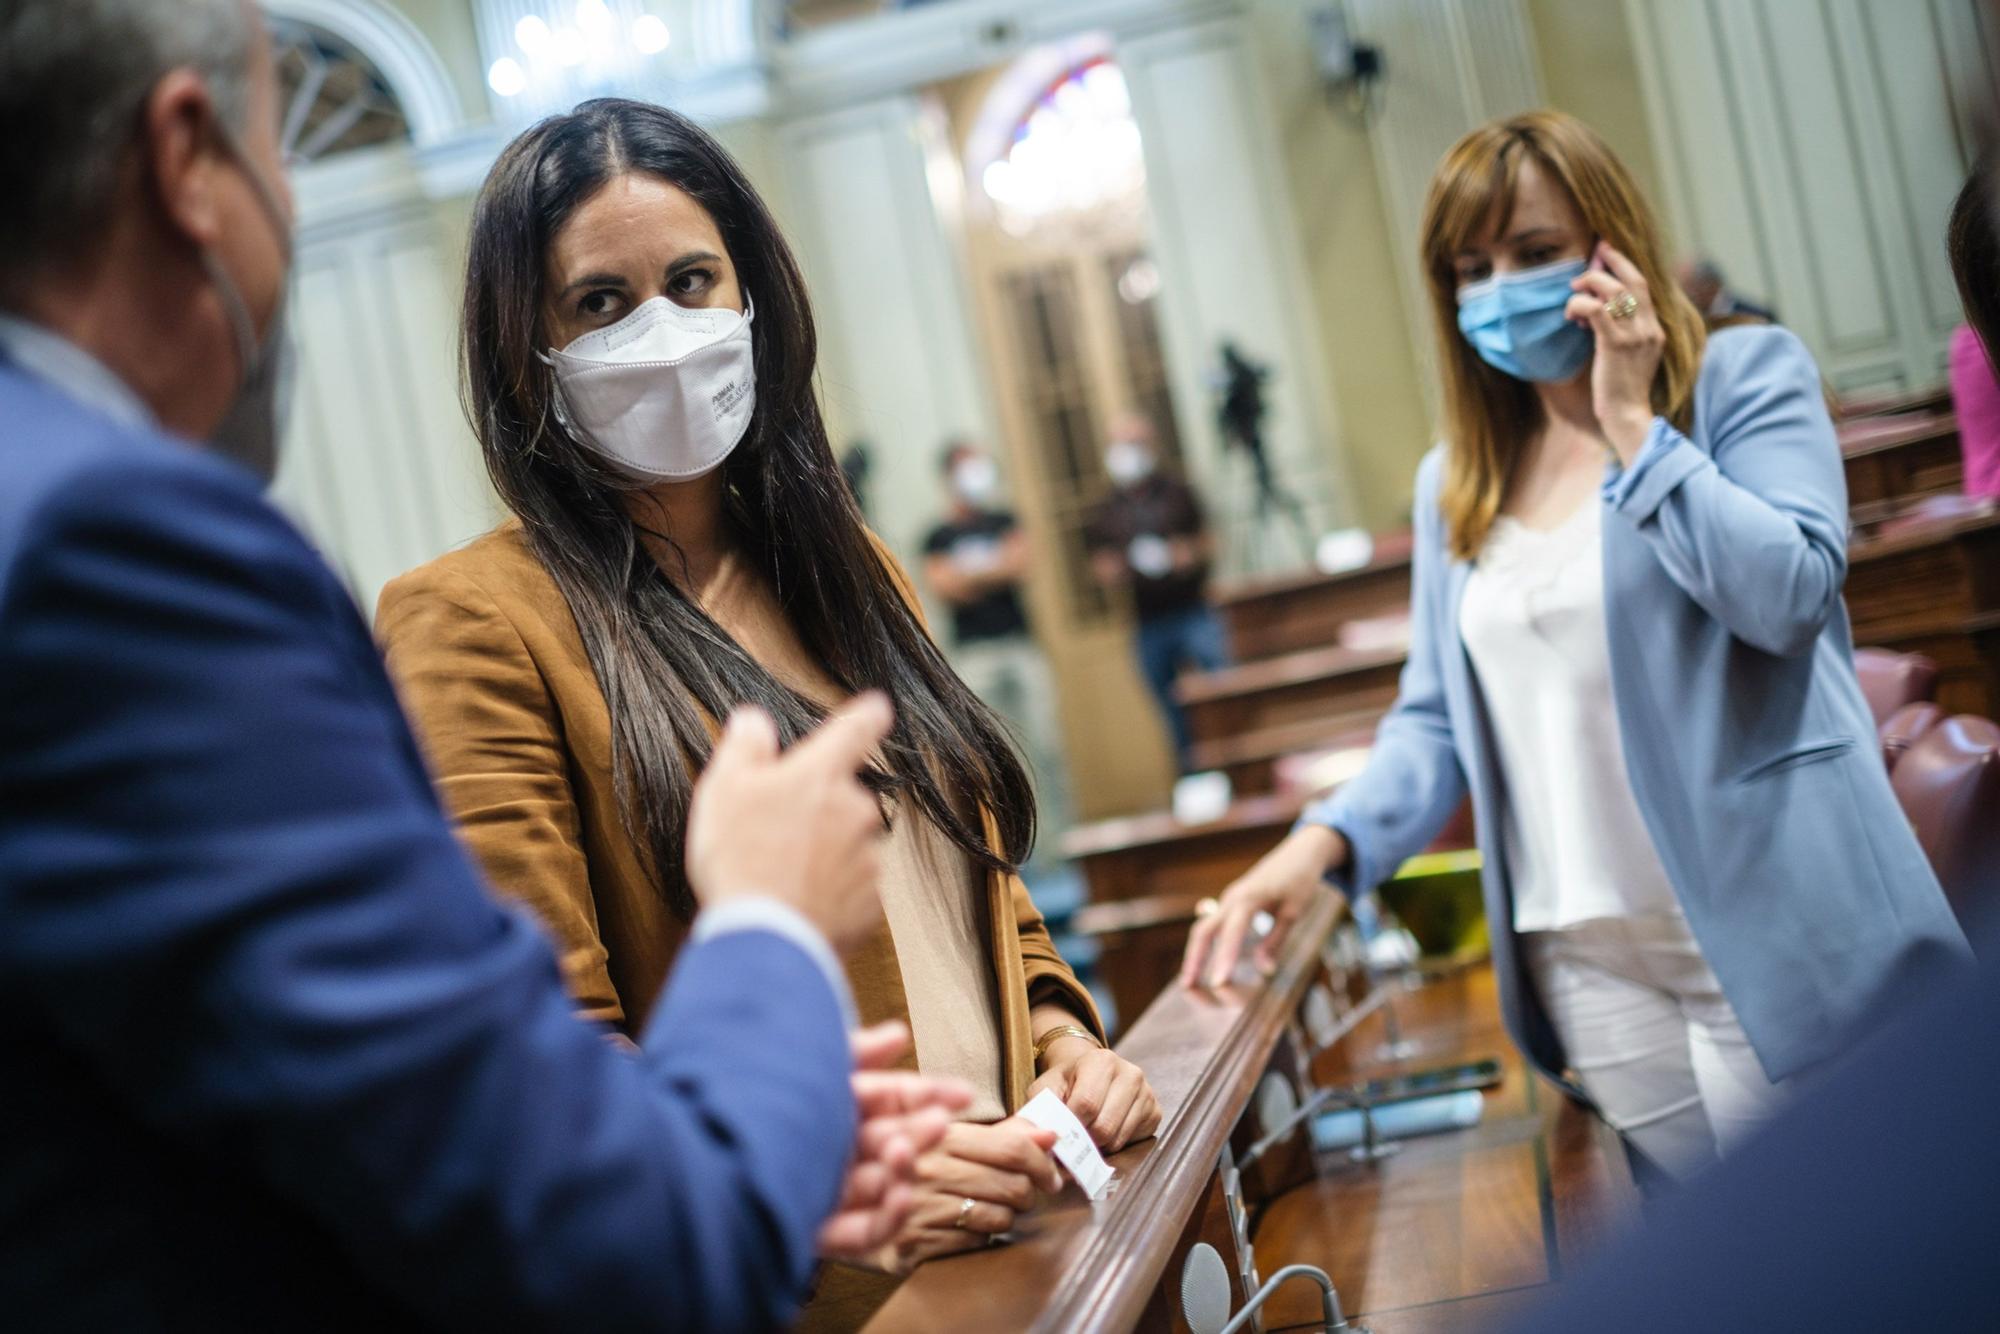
<box><xmin>1456</xmin><ymin>257</ymin><xmax>1594</xmax><ymax>384</ymax></box>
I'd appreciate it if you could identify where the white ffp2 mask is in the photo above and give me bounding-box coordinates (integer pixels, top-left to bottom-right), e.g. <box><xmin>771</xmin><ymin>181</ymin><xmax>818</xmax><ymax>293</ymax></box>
<box><xmin>545</xmin><ymin>296</ymin><xmax>756</xmax><ymax>482</ymax></box>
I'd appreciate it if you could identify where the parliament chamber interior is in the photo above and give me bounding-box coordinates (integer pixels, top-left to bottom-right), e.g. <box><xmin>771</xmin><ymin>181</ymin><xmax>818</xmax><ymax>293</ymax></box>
<box><xmin>4</xmin><ymin>0</ymin><xmax>1998</xmax><ymax>1331</ymax></box>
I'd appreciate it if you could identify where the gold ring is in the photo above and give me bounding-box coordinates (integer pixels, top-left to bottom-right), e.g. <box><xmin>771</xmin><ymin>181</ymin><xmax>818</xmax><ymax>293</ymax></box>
<box><xmin>955</xmin><ymin>1196</ymin><xmax>978</xmax><ymax>1231</ymax></box>
<box><xmin>1607</xmin><ymin>292</ymin><xmax>1640</xmax><ymax>320</ymax></box>
<box><xmin>1195</xmin><ymin>896</ymin><xmax>1221</xmax><ymax>919</ymax></box>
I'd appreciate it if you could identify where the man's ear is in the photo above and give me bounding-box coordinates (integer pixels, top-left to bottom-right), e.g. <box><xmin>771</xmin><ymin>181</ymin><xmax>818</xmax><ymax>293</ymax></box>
<box><xmin>139</xmin><ymin>69</ymin><xmax>228</xmax><ymax>251</ymax></box>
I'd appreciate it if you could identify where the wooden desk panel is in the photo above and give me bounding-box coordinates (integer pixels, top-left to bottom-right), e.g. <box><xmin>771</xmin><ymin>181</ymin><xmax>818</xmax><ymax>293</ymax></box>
<box><xmin>1845</xmin><ymin>510</ymin><xmax>2000</xmax><ymax>718</ymax></box>
<box><xmin>1213</xmin><ymin>540</ymin><xmax>1415</xmax><ymax>663</ymax></box>
<box><xmin>863</xmin><ymin>895</ymin><xmax>1345</xmax><ymax>1334</ymax></box>
<box><xmin>1178</xmin><ymin>646</ymin><xmax>1406</xmax><ymax>747</ymax></box>
<box><xmin>1837</xmin><ymin>382</ymin><xmax>1951</xmax><ymax>420</ymax></box>
<box><xmin>1839</xmin><ymin>413</ymin><xmax>1961</xmax><ymax>508</ymax></box>
<box><xmin>1256</xmin><ymin>967</ymin><xmax>1635</xmax><ymax>1333</ymax></box>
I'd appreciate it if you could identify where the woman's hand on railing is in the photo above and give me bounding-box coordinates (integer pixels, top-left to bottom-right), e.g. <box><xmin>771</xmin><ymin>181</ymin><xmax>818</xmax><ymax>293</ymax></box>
<box><xmin>1180</xmin><ymin>824</ymin><xmax>1349</xmax><ymax>990</ymax></box>
<box><xmin>872</xmin><ymin>1117</ymin><xmax>1064</xmax><ymax>1272</ymax></box>
<box><xmin>1026</xmin><ymin>1039</ymin><xmax>1163</xmax><ymax>1153</ymax></box>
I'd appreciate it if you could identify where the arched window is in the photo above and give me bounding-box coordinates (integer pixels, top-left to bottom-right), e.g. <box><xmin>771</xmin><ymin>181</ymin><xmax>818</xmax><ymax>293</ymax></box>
<box><xmin>268</xmin><ymin>16</ymin><xmax>412</xmax><ymax>163</ymax></box>
<box><xmin>975</xmin><ymin>56</ymin><xmax>1146</xmax><ymax>238</ymax></box>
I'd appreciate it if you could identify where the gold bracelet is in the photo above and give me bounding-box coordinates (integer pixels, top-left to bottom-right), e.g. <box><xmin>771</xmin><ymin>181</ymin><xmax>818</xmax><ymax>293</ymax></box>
<box><xmin>1032</xmin><ymin>1024</ymin><xmax>1100</xmax><ymax>1066</ymax></box>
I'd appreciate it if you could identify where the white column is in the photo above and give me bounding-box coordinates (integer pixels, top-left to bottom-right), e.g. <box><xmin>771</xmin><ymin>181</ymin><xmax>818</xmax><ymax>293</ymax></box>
<box><xmin>273</xmin><ymin>152</ymin><xmax>499</xmax><ymax>614</ymax></box>
<box><xmin>1345</xmin><ymin>0</ymin><xmax>1544</xmax><ymax>387</ymax></box>
<box><xmin>1116</xmin><ymin>12</ymin><xmax>1359</xmax><ymax>571</ymax></box>
<box><xmin>775</xmin><ymin>95</ymin><xmax>1000</xmax><ymax>569</ymax></box>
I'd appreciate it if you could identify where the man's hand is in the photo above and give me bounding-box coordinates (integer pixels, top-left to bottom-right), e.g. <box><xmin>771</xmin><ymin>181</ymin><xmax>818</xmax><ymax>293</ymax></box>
<box><xmin>817</xmin><ymin>1023</ymin><xmax>973</xmax><ymax>1262</ymax></box>
<box><xmin>686</xmin><ymin>693</ymin><xmax>893</xmax><ymax>954</ymax></box>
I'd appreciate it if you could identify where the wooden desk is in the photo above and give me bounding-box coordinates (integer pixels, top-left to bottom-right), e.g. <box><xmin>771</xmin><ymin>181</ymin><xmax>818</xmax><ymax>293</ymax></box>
<box><xmin>863</xmin><ymin>894</ymin><xmax>1345</xmax><ymax>1334</ymax></box>
<box><xmin>1178</xmin><ymin>646</ymin><xmax>1407</xmax><ymax>748</ymax></box>
<box><xmin>1837</xmin><ymin>382</ymin><xmax>1951</xmax><ymax>421</ymax></box>
<box><xmin>1256</xmin><ymin>966</ymin><xmax>1635</xmax><ymax>1333</ymax></box>
<box><xmin>1213</xmin><ymin>536</ymin><xmax>1415</xmax><ymax>663</ymax></box>
<box><xmin>866</xmin><ymin>920</ymin><xmax>1633</xmax><ymax>1333</ymax></box>
<box><xmin>1064</xmin><ymin>793</ymin><xmax>1308</xmax><ymax>906</ymax></box>
<box><xmin>1840</xmin><ymin>412</ymin><xmax>1962</xmax><ymax>509</ymax></box>
<box><xmin>1187</xmin><ymin>709</ymin><xmax>1384</xmax><ymax>797</ymax></box>
<box><xmin>1845</xmin><ymin>508</ymin><xmax>2000</xmax><ymax>716</ymax></box>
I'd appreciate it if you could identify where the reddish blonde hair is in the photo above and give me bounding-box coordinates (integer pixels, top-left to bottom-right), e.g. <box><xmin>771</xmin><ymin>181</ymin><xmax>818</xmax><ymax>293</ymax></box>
<box><xmin>1419</xmin><ymin>110</ymin><xmax>1705</xmax><ymax>560</ymax></box>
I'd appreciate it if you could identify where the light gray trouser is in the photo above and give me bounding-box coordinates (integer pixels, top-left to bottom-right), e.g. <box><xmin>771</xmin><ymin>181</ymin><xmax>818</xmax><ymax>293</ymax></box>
<box><xmin>1525</xmin><ymin>913</ymin><xmax>1786</xmax><ymax>1180</ymax></box>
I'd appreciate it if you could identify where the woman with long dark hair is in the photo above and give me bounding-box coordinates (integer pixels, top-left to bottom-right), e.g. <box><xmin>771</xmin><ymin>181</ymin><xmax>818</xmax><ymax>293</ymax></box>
<box><xmin>377</xmin><ymin>99</ymin><xmax>1158</xmax><ymax>1317</ymax></box>
<box><xmin>1181</xmin><ymin>110</ymin><xmax>1966</xmax><ymax>1182</ymax></box>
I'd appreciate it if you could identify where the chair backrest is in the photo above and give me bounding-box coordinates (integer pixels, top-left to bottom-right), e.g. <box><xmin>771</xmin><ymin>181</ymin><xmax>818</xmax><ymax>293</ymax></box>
<box><xmin>1853</xmin><ymin>648</ymin><xmax>1940</xmax><ymax>729</ymax></box>
<box><xmin>1880</xmin><ymin>701</ymin><xmax>1947</xmax><ymax>772</ymax></box>
<box><xmin>1891</xmin><ymin>714</ymin><xmax>2000</xmax><ymax>926</ymax></box>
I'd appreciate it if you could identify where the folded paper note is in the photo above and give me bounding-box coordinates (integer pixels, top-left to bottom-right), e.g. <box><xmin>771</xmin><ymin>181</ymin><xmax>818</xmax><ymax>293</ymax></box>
<box><xmin>1019</xmin><ymin>1088</ymin><xmax>1117</xmax><ymax>1201</ymax></box>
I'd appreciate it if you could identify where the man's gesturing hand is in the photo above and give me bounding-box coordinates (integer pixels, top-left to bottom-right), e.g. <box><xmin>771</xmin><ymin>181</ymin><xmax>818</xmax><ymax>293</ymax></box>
<box><xmin>817</xmin><ymin>1023</ymin><xmax>972</xmax><ymax>1262</ymax></box>
<box><xmin>686</xmin><ymin>693</ymin><xmax>894</xmax><ymax>954</ymax></box>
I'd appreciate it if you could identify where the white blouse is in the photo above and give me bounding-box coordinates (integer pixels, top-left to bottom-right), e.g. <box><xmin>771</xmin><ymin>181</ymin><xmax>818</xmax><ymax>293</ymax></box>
<box><xmin>1458</xmin><ymin>499</ymin><xmax>1682</xmax><ymax>932</ymax></box>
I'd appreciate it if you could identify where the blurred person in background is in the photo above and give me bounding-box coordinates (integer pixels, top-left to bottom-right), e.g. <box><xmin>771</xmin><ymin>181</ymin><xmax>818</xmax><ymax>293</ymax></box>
<box><xmin>375</xmin><ymin>98</ymin><xmax>1158</xmax><ymax>1326</ymax></box>
<box><xmin>1676</xmin><ymin>254</ymin><xmax>1777</xmax><ymax>330</ymax></box>
<box><xmin>1085</xmin><ymin>411</ymin><xmax>1230</xmax><ymax>770</ymax></box>
<box><xmin>923</xmin><ymin>439</ymin><xmax>1075</xmax><ymax>865</ymax></box>
<box><xmin>0</xmin><ymin>2</ymin><xmax>966</xmax><ymax>1328</ymax></box>
<box><xmin>1947</xmin><ymin>171</ymin><xmax>2000</xmax><ymax>500</ymax></box>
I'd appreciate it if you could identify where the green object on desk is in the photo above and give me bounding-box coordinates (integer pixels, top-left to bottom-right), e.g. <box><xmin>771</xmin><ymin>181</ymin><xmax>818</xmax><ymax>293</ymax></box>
<box><xmin>1377</xmin><ymin>849</ymin><xmax>1486</xmax><ymax>959</ymax></box>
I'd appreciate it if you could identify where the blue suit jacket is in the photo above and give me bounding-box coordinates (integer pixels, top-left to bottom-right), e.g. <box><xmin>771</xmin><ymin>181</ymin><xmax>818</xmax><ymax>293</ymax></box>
<box><xmin>1305</xmin><ymin>325</ymin><xmax>1968</xmax><ymax>1084</ymax></box>
<box><xmin>0</xmin><ymin>363</ymin><xmax>855</xmax><ymax>1331</ymax></box>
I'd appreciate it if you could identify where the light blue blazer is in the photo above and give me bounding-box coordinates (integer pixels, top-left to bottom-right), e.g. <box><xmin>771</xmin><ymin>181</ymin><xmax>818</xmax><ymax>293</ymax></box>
<box><xmin>1304</xmin><ymin>325</ymin><xmax>1968</xmax><ymax>1084</ymax></box>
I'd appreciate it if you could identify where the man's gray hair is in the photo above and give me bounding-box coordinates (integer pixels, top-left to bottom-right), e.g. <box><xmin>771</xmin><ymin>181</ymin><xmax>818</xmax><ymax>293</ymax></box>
<box><xmin>0</xmin><ymin>0</ymin><xmax>256</xmax><ymax>278</ymax></box>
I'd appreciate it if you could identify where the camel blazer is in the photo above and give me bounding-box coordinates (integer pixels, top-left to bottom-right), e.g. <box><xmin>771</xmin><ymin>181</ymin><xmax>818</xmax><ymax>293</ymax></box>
<box><xmin>375</xmin><ymin>523</ymin><xmax>1101</xmax><ymax>1111</ymax></box>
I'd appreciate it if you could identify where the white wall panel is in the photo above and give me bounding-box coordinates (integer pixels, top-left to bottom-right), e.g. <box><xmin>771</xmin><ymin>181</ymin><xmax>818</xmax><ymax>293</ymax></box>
<box><xmin>1626</xmin><ymin>0</ymin><xmax>1972</xmax><ymax>393</ymax></box>
<box><xmin>777</xmin><ymin>96</ymin><xmax>1000</xmax><ymax>567</ymax></box>
<box><xmin>1345</xmin><ymin>0</ymin><xmax>1545</xmax><ymax>375</ymax></box>
<box><xmin>1118</xmin><ymin>15</ymin><xmax>1356</xmax><ymax>567</ymax></box>
<box><xmin>273</xmin><ymin>194</ymin><xmax>496</xmax><ymax>614</ymax></box>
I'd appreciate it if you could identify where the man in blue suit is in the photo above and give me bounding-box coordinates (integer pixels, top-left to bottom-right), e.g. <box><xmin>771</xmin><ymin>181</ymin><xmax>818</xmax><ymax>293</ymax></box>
<box><xmin>0</xmin><ymin>3</ymin><xmax>966</xmax><ymax>1328</ymax></box>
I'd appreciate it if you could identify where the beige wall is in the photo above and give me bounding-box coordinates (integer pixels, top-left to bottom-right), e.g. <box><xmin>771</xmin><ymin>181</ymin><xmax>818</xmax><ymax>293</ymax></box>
<box><xmin>1526</xmin><ymin>0</ymin><xmax>1665</xmax><ymax>217</ymax></box>
<box><xmin>1249</xmin><ymin>0</ymin><xmax>1434</xmax><ymax>530</ymax></box>
<box><xmin>381</xmin><ymin>0</ymin><xmax>490</xmax><ymax>130</ymax></box>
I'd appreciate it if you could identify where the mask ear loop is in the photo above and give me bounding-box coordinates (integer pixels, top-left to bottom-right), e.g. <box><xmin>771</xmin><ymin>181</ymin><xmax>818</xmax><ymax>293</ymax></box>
<box><xmin>204</xmin><ymin>118</ymin><xmax>295</xmax><ymax>399</ymax></box>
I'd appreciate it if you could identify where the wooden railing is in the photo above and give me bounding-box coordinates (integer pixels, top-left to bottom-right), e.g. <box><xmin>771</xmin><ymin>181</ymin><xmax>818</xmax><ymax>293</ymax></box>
<box><xmin>864</xmin><ymin>892</ymin><xmax>1344</xmax><ymax>1334</ymax></box>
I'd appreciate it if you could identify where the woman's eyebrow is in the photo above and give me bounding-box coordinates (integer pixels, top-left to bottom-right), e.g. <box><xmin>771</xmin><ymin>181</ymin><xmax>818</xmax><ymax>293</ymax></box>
<box><xmin>666</xmin><ymin>251</ymin><xmax>724</xmax><ymax>276</ymax></box>
<box><xmin>558</xmin><ymin>271</ymin><xmax>631</xmax><ymax>300</ymax></box>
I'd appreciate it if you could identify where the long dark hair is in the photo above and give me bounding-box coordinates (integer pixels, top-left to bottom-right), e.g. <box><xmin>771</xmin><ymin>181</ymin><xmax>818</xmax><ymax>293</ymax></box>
<box><xmin>1950</xmin><ymin>166</ymin><xmax>2000</xmax><ymax>369</ymax></box>
<box><xmin>461</xmin><ymin>98</ymin><xmax>1034</xmax><ymax>916</ymax></box>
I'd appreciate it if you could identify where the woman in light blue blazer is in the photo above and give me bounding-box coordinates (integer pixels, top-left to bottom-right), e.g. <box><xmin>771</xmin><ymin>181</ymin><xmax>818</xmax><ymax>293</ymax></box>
<box><xmin>1182</xmin><ymin>111</ymin><xmax>1967</xmax><ymax>1178</ymax></box>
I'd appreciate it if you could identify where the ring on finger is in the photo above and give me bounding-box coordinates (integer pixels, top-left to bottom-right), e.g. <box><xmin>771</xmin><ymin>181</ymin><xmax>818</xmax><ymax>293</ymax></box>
<box><xmin>1607</xmin><ymin>291</ymin><xmax>1640</xmax><ymax>320</ymax></box>
<box><xmin>1195</xmin><ymin>896</ymin><xmax>1221</xmax><ymax>919</ymax></box>
<box><xmin>954</xmin><ymin>1196</ymin><xmax>979</xmax><ymax>1231</ymax></box>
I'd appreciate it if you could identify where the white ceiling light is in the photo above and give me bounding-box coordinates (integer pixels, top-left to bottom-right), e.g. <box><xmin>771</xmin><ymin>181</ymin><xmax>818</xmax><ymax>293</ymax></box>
<box><xmin>575</xmin><ymin>0</ymin><xmax>615</xmax><ymax>40</ymax></box>
<box><xmin>487</xmin><ymin>56</ymin><xmax>527</xmax><ymax>97</ymax></box>
<box><xmin>514</xmin><ymin>14</ymin><xmax>551</xmax><ymax>57</ymax></box>
<box><xmin>631</xmin><ymin>14</ymin><xmax>671</xmax><ymax>54</ymax></box>
<box><xmin>550</xmin><ymin>25</ymin><xmax>588</xmax><ymax>66</ymax></box>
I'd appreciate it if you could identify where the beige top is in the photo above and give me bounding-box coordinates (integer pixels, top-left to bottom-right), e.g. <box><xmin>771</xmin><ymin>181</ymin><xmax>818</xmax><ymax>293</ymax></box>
<box><xmin>879</xmin><ymin>800</ymin><xmax>1008</xmax><ymax>1122</ymax></box>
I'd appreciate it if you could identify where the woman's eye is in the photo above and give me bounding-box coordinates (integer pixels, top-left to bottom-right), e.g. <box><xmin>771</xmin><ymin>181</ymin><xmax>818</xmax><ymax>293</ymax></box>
<box><xmin>1522</xmin><ymin>247</ymin><xmax>1557</xmax><ymax>266</ymax></box>
<box><xmin>1456</xmin><ymin>264</ymin><xmax>1490</xmax><ymax>284</ymax></box>
<box><xmin>578</xmin><ymin>290</ymin><xmax>623</xmax><ymax>319</ymax></box>
<box><xmin>670</xmin><ymin>268</ymin><xmax>715</xmax><ymax>298</ymax></box>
